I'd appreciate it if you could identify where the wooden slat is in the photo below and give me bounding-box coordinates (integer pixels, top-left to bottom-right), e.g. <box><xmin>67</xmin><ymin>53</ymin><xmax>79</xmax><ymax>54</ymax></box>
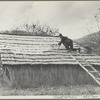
<box><xmin>89</xmin><ymin>71</ymin><xmax>99</xmax><ymax>73</ymax></box>
<box><xmin>1</xmin><ymin>56</ymin><xmax>73</xmax><ymax>60</ymax></box>
<box><xmin>2</xmin><ymin>60</ymin><xmax>78</xmax><ymax>65</ymax></box>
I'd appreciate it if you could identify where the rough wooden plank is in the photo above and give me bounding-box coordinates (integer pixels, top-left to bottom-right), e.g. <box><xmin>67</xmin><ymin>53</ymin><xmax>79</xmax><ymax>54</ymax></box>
<box><xmin>2</xmin><ymin>60</ymin><xmax>78</xmax><ymax>65</ymax></box>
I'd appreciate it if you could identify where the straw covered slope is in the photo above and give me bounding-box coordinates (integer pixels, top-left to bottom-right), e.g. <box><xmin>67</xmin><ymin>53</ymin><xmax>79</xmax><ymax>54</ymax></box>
<box><xmin>0</xmin><ymin>34</ymin><xmax>100</xmax><ymax>65</ymax></box>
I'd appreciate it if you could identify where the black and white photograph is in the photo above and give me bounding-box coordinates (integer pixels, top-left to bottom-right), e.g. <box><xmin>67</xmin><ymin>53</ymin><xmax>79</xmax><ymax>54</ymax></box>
<box><xmin>0</xmin><ymin>1</ymin><xmax>100</xmax><ymax>98</ymax></box>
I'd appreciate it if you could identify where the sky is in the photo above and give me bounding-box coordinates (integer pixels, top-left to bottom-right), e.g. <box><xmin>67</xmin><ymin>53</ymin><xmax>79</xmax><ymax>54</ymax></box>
<box><xmin>0</xmin><ymin>1</ymin><xmax>100</xmax><ymax>39</ymax></box>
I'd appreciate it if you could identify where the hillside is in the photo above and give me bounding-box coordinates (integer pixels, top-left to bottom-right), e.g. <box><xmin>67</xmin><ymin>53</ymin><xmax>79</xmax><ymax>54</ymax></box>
<box><xmin>75</xmin><ymin>32</ymin><xmax>100</xmax><ymax>55</ymax></box>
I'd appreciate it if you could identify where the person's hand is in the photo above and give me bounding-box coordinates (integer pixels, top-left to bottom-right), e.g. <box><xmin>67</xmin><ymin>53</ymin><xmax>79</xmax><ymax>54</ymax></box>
<box><xmin>58</xmin><ymin>43</ymin><xmax>60</xmax><ymax>46</ymax></box>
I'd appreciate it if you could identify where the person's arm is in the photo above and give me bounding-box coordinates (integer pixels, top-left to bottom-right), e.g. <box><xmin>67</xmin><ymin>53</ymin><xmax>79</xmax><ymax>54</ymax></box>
<box><xmin>58</xmin><ymin>38</ymin><xmax>63</xmax><ymax>46</ymax></box>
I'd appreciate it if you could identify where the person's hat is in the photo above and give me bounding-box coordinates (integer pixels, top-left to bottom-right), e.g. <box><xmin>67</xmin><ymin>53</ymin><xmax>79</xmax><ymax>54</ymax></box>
<box><xmin>59</xmin><ymin>34</ymin><xmax>62</xmax><ymax>37</ymax></box>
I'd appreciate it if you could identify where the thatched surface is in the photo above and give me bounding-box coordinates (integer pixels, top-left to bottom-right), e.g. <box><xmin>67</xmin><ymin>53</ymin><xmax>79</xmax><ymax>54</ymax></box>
<box><xmin>0</xmin><ymin>34</ymin><xmax>100</xmax><ymax>65</ymax></box>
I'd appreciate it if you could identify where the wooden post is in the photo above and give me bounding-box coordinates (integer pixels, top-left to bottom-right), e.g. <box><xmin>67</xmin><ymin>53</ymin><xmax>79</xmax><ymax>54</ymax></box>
<box><xmin>0</xmin><ymin>53</ymin><xmax>2</xmax><ymax>68</ymax></box>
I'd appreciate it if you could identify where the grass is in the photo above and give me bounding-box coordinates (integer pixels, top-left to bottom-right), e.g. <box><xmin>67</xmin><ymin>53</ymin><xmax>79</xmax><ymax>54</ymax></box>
<box><xmin>0</xmin><ymin>75</ymin><xmax>100</xmax><ymax>96</ymax></box>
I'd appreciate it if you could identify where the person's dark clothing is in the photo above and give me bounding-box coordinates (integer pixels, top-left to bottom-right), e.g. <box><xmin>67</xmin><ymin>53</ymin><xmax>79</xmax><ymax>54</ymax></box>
<box><xmin>58</xmin><ymin>36</ymin><xmax>73</xmax><ymax>50</ymax></box>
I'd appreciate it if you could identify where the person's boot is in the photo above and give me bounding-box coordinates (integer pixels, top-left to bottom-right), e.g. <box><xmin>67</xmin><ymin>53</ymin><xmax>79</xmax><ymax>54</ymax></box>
<box><xmin>78</xmin><ymin>48</ymin><xmax>81</xmax><ymax>53</ymax></box>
